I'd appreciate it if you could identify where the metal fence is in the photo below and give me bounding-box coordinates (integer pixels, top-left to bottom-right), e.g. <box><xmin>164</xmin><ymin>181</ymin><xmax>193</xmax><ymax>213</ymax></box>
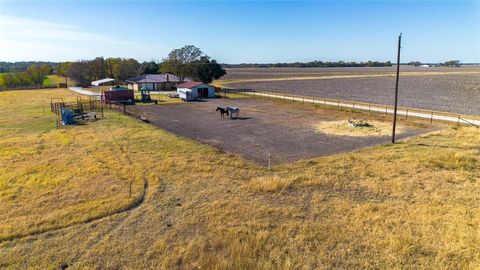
<box><xmin>50</xmin><ymin>96</ymin><xmax>106</xmax><ymax>128</ymax></box>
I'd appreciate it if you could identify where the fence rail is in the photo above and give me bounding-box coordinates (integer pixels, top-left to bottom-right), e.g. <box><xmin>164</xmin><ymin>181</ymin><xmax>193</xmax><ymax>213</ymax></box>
<box><xmin>221</xmin><ymin>88</ymin><xmax>480</xmax><ymax>127</ymax></box>
<box><xmin>0</xmin><ymin>85</ymin><xmax>59</xmax><ymax>91</ymax></box>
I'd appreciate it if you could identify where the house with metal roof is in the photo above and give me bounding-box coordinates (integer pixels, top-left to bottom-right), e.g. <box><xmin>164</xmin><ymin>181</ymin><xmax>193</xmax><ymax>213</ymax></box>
<box><xmin>176</xmin><ymin>82</ymin><xmax>216</xmax><ymax>101</ymax></box>
<box><xmin>126</xmin><ymin>74</ymin><xmax>183</xmax><ymax>91</ymax></box>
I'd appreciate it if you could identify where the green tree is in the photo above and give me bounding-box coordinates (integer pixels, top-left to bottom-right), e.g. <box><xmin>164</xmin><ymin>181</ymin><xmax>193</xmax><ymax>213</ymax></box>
<box><xmin>166</xmin><ymin>45</ymin><xmax>203</xmax><ymax>64</ymax></box>
<box><xmin>408</xmin><ymin>61</ymin><xmax>422</xmax><ymax>67</ymax></box>
<box><xmin>160</xmin><ymin>45</ymin><xmax>226</xmax><ymax>82</ymax></box>
<box><xmin>441</xmin><ymin>60</ymin><xmax>460</xmax><ymax>67</ymax></box>
<box><xmin>118</xmin><ymin>58</ymin><xmax>141</xmax><ymax>81</ymax></box>
<box><xmin>160</xmin><ymin>45</ymin><xmax>203</xmax><ymax>81</ymax></box>
<box><xmin>105</xmin><ymin>57</ymin><xmax>140</xmax><ymax>82</ymax></box>
<box><xmin>140</xmin><ymin>61</ymin><xmax>160</xmax><ymax>74</ymax></box>
<box><xmin>190</xmin><ymin>56</ymin><xmax>226</xmax><ymax>83</ymax></box>
<box><xmin>57</xmin><ymin>62</ymin><xmax>72</xmax><ymax>86</ymax></box>
<box><xmin>90</xmin><ymin>57</ymin><xmax>107</xmax><ymax>80</ymax></box>
<box><xmin>106</xmin><ymin>57</ymin><xmax>121</xmax><ymax>79</ymax></box>
<box><xmin>25</xmin><ymin>65</ymin><xmax>44</xmax><ymax>86</ymax></box>
<box><xmin>67</xmin><ymin>61</ymin><xmax>92</xmax><ymax>86</ymax></box>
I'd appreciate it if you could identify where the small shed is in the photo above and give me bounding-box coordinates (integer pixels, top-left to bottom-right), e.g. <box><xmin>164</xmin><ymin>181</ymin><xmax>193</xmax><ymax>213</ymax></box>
<box><xmin>176</xmin><ymin>82</ymin><xmax>215</xmax><ymax>101</ymax></box>
<box><xmin>102</xmin><ymin>86</ymin><xmax>134</xmax><ymax>104</ymax></box>
<box><xmin>91</xmin><ymin>78</ymin><xmax>115</xmax><ymax>87</ymax></box>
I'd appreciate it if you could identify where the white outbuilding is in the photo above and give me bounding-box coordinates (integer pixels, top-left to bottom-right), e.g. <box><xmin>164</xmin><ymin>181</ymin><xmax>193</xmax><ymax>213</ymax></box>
<box><xmin>176</xmin><ymin>82</ymin><xmax>216</xmax><ymax>101</ymax></box>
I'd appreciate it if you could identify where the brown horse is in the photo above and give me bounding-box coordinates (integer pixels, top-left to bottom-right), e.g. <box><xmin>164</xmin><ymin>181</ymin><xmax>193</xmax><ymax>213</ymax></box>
<box><xmin>216</xmin><ymin>107</ymin><xmax>229</xmax><ymax>118</ymax></box>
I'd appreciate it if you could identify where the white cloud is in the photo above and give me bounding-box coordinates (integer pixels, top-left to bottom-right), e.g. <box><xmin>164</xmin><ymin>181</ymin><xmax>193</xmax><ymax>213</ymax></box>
<box><xmin>0</xmin><ymin>15</ymin><xmax>166</xmax><ymax>61</ymax></box>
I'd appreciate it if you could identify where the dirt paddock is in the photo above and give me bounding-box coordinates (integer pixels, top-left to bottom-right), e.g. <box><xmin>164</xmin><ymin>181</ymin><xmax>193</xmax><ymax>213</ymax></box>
<box><xmin>130</xmin><ymin>98</ymin><xmax>440</xmax><ymax>166</ymax></box>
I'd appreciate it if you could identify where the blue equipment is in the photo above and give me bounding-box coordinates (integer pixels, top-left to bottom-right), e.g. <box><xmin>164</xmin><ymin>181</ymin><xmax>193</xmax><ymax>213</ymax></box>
<box><xmin>61</xmin><ymin>107</ymin><xmax>74</xmax><ymax>125</ymax></box>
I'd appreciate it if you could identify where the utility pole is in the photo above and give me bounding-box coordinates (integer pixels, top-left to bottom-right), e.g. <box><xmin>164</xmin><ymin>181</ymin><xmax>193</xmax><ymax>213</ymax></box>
<box><xmin>392</xmin><ymin>33</ymin><xmax>402</xmax><ymax>143</ymax></box>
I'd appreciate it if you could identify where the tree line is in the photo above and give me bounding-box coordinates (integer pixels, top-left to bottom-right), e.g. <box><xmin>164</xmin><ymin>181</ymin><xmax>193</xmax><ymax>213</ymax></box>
<box><xmin>0</xmin><ymin>45</ymin><xmax>226</xmax><ymax>89</ymax></box>
<box><xmin>60</xmin><ymin>57</ymin><xmax>145</xmax><ymax>87</ymax></box>
<box><xmin>407</xmin><ymin>60</ymin><xmax>461</xmax><ymax>67</ymax></box>
<box><xmin>0</xmin><ymin>61</ymin><xmax>58</xmax><ymax>73</ymax></box>
<box><xmin>0</xmin><ymin>64</ymin><xmax>53</xmax><ymax>89</ymax></box>
<box><xmin>222</xmin><ymin>60</ymin><xmax>393</xmax><ymax>68</ymax></box>
<box><xmin>63</xmin><ymin>46</ymin><xmax>226</xmax><ymax>86</ymax></box>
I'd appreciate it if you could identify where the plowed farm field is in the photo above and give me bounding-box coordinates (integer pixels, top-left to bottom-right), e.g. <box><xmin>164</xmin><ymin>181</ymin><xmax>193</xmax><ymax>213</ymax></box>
<box><xmin>219</xmin><ymin>67</ymin><xmax>480</xmax><ymax>116</ymax></box>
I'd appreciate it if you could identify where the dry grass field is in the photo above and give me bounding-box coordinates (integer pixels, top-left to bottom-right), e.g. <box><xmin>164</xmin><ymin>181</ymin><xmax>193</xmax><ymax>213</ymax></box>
<box><xmin>0</xmin><ymin>89</ymin><xmax>147</xmax><ymax>241</ymax></box>
<box><xmin>0</xmin><ymin>89</ymin><xmax>479</xmax><ymax>269</ymax></box>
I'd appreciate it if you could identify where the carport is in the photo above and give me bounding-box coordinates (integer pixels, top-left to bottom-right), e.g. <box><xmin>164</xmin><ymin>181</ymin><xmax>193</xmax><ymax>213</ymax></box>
<box><xmin>91</xmin><ymin>78</ymin><xmax>116</xmax><ymax>87</ymax></box>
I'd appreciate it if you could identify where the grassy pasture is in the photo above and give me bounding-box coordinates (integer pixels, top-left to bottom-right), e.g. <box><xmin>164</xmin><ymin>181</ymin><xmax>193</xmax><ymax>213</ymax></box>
<box><xmin>0</xmin><ymin>89</ymin><xmax>479</xmax><ymax>269</ymax></box>
<box><xmin>0</xmin><ymin>89</ymin><xmax>146</xmax><ymax>240</ymax></box>
<box><xmin>42</xmin><ymin>75</ymin><xmax>65</xmax><ymax>87</ymax></box>
<box><xmin>0</xmin><ymin>73</ymin><xmax>64</xmax><ymax>88</ymax></box>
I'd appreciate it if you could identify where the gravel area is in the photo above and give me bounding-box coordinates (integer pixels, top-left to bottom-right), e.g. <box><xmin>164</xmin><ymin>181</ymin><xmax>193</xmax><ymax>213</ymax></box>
<box><xmin>130</xmin><ymin>99</ymin><xmax>437</xmax><ymax>166</ymax></box>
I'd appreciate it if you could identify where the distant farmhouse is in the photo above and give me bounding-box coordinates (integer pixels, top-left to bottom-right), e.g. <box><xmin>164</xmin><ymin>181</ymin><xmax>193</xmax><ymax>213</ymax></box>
<box><xmin>126</xmin><ymin>74</ymin><xmax>186</xmax><ymax>91</ymax></box>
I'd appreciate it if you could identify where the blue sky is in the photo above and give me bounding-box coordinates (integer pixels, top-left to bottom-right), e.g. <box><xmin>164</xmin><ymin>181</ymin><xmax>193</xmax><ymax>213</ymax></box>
<box><xmin>0</xmin><ymin>1</ymin><xmax>479</xmax><ymax>63</ymax></box>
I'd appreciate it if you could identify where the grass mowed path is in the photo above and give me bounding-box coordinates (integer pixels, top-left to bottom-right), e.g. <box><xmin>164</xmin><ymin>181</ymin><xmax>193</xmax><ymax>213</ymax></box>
<box><xmin>0</xmin><ymin>89</ymin><xmax>479</xmax><ymax>269</ymax></box>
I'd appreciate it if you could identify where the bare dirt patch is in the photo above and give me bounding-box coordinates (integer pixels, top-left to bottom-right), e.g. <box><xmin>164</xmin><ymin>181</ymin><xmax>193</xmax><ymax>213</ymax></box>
<box><xmin>315</xmin><ymin>119</ymin><xmax>406</xmax><ymax>137</ymax></box>
<box><xmin>130</xmin><ymin>98</ymin><xmax>440</xmax><ymax>166</ymax></box>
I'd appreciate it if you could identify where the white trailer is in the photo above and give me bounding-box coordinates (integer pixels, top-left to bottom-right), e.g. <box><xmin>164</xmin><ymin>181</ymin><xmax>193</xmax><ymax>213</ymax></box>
<box><xmin>177</xmin><ymin>88</ymin><xmax>196</xmax><ymax>101</ymax></box>
<box><xmin>176</xmin><ymin>82</ymin><xmax>215</xmax><ymax>101</ymax></box>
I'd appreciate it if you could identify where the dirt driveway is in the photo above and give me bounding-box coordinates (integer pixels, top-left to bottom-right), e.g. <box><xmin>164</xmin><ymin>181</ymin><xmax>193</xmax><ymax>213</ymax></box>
<box><xmin>130</xmin><ymin>98</ymin><xmax>437</xmax><ymax>166</ymax></box>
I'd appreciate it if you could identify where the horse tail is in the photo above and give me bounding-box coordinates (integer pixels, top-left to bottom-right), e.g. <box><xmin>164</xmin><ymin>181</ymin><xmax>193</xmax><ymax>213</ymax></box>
<box><xmin>226</xmin><ymin>110</ymin><xmax>229</xmax><ymax>116</ymax></box>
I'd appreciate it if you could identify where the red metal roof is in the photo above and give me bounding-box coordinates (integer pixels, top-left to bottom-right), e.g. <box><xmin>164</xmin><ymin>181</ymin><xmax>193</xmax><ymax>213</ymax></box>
<box><xmin>176</xmin><ymin>81</ymin><xmax>208</xmax><ymax>88</ymax></box>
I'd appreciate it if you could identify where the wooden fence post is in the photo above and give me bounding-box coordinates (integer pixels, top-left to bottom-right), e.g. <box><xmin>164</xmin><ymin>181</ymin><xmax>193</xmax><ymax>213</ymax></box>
<box><xmin>268</xmin><ymin>152</ymin><xmax>271</xmax><ymax>170</ymax></box>
<box><xmin>129</xmin><ymin>180</ymin><xmax>132</xmax><ymax>198</ymax></box>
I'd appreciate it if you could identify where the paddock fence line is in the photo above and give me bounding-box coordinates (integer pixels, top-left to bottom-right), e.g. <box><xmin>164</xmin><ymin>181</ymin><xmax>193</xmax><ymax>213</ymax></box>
<box><xmin>220</xmin><ymin>88</ymin><xmax>480</xmax><ymax>127</ymax></box>
<box><xmin>49</xmin><ymin>95</ymin><xmax>107</xmax><ymax>129</ymax></box>
<box><xmin>0</xmin><ymin>85</ymin><xmax>59</xmax><ymax>91</ymax></box>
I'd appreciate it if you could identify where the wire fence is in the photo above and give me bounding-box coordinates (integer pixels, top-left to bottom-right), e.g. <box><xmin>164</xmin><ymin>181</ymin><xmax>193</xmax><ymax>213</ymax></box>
<box><xmin>50</xmin><ymin>96</ymin><xmax>106</xmax><ymax>128</ymax></box>
<box><xmin>219</xmin><ymin>88</ymin><xmax>480</xmax><ymax>127</ymax></box>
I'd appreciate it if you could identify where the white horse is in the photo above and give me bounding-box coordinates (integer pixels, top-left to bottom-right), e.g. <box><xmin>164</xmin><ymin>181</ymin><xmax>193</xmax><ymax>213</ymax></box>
<box><xmin>226</xmin><ymin>107</ymin><xmax>240</xmax><ymax>119</ymax></box>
